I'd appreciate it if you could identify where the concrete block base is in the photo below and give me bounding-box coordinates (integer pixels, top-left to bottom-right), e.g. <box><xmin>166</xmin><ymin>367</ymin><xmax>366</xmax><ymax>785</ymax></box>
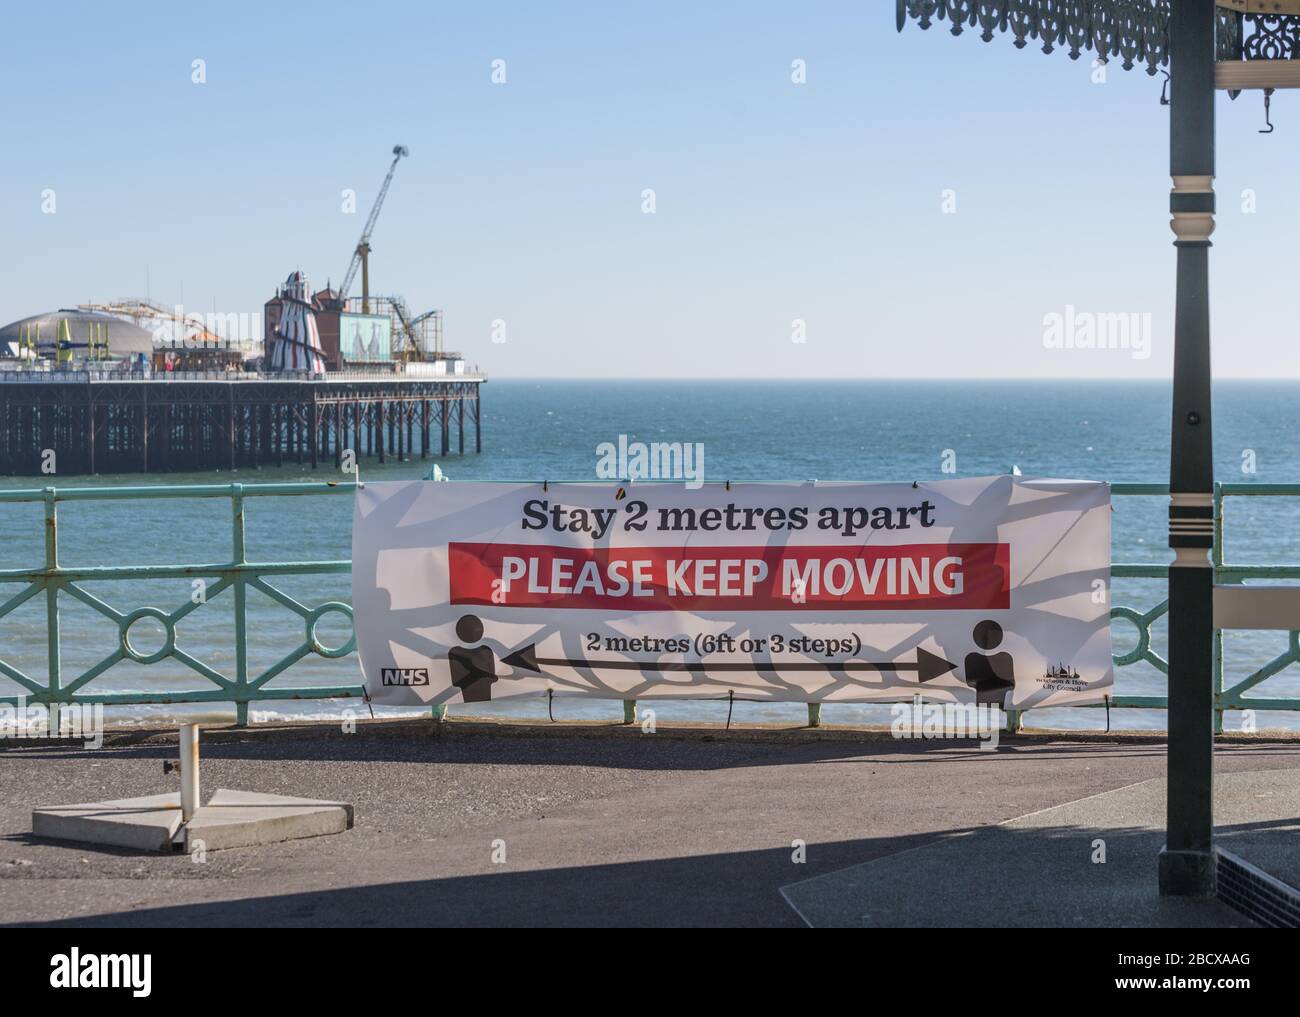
<box><xmin>32</xmin><ymin>793</ymin><xmax>184</xmax><ymax>852</ymax></box>
<box><xmin>1159</xmin><ymin>846</ymin><xmax>1218</xmax><ymax>897</ymax></box>
<box><xmin>33</xmin><ymin>789</ymin><xmax>353</xmax><ymax>854</ymax></box>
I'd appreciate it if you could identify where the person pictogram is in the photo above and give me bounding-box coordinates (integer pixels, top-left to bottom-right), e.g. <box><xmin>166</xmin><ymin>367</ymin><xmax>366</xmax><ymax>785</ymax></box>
<box><xmin>448</xmin><ymin>614</ymin><xmax>498</xmax><ymax>703</ymax></box>
<box><xmin>963</xmin><ymin>619</ymin><xmax>1015</xmax><ymax>709</ymax></box>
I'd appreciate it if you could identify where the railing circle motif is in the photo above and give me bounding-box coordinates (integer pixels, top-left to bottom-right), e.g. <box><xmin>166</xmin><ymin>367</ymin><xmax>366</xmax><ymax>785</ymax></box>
<box><xmin>307</xmin><ymin>602</ymin><xmax>356</xmax><ymax>659</ymax></box>
<box><xmin>120</xmin><ymin>607</ymin><xmax>176</xmax><ymax>665</ymax></box>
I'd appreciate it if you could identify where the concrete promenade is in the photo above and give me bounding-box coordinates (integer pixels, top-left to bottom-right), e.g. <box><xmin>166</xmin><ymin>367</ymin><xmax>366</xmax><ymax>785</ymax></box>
<box><xmin>1</xmin><ymin>720</ymin><xmax>1298</xmax><ymax>927</ymax></box>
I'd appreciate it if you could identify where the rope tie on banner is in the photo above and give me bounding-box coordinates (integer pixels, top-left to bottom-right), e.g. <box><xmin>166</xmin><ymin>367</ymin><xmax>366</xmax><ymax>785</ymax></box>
<box><xmin>725</xmin><ymin>480</ymin><xmax>731</xmax><ymax>491</ymax></box>
<box><xmin>1104</xmin><ymin>694</ymin><xmax>1111</xmax><ymax>733</ymax></box>
<box><xmin>726</xmin><ymin>690</ymin><xmax>735</xmax><ymax>730</ymax></box>
<box><xmin>548</xmin><ymin>688</ymin><xmax>555</xmax><ymax>722</ymax></box>
<box><xmin>361</xmin><ymin>685</ymin><xmax>375</xmax><ymax>720</ymax></box>
<box><xmin>543</xmin><ymin>479</ymin><xmax>549</xmax><ymax>492</ymax></box>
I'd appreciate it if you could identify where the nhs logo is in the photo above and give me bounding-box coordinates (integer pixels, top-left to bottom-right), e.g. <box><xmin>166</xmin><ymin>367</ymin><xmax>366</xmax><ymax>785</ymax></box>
<box><xmin>381</xmin><ymin>667</ymin><xmax>430</xmax><ymax>686</ymax></box>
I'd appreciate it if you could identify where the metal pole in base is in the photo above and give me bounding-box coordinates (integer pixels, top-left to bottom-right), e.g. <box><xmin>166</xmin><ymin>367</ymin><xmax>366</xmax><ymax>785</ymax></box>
<box><xmin>179</xmin><ymin>723</ymin><xmax>200</xmax><ymax>822</ymax></box>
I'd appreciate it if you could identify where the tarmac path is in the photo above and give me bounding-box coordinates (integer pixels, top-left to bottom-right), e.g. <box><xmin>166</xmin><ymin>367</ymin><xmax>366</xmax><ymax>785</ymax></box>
<box><xmin>2</xmin><ymin>721</ymin><xmax>1297</xmax><ymax>927</ymax></box>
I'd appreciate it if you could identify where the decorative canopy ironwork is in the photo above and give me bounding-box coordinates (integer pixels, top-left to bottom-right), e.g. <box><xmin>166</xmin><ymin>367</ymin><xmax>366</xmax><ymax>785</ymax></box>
<box><xmin>895</xmin><ymin>2</ymin><xmax>1300</xmax><ymax>73</ymax></box>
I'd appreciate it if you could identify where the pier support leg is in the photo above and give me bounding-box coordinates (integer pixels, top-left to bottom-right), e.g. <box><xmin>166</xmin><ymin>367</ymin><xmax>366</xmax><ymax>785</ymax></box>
<box><xmin>440</xmin><ymin>400</ymin><xmax>449</xmax><ymax>456</ymax></box>
<box><xmin>87</xmin><ymin>399</ymin><xmax>97</xmax><ymax>474</ymax></box>
<box><xmin>338</xmin><ymin>403</ymin><xmax>348</xmax><ymax>470</ymax></box>
<box><xmin>138</xmin><ymin>395</ymin><xmax>148</xmax><ymax>472</ymax></box>
<box><xmin>421</xmin><ymin>399</ymin><xmax>429</xmax><ymax>458</ymax></box>
<box><xmin>458</xmin><ymin>396</ymin><xmax>464</xmax><ymax>455</ymax></box>
<box><xmin>309</xmin><ymin>398</ymin><xmax>318</xmax><ymax>469</ymax></box>
<box><xmin>376</xmin><ymin>401</ymin><xmax>385</xmax><ymax>464</ymax></box>
<box><xmin>227</xmin><ymin>392</ymin><xmax>237</xmax><ymax>471</ymax></box>
<box><xmin>1160</xmin><ymin>0</ymin><xmax>1217</xmax><ymax>898</ymax></box>
<box><xmin>475</xmin><ymin>392</ymin><xmax>482</xmax><ymax>454</ymax></box>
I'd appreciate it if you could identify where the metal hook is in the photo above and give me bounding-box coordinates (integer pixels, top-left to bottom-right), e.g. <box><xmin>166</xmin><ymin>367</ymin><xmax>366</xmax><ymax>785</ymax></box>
<box><xmin>1159</xmin><ymin>71</ymin><xmax>1170</xmax><ymax>107</ymax></box>
<box><xmin>1261</xmin><ymin>88</ymin><xmax>1276</xmax><ymax>134</ymax></box>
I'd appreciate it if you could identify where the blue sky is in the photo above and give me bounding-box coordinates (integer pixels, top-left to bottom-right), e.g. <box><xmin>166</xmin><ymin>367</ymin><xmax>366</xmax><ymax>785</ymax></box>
<box><xmin>1</xmin><ymin>1</ymin><xmax>1297</xmax><ymax>378</ymax></box>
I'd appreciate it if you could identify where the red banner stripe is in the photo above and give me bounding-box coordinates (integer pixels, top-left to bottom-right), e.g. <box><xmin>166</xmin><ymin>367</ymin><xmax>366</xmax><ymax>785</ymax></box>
<box><xmin>449</xmin><ymin>542</ymin><xmax>1009</xmax><ymax>612</ymax></box>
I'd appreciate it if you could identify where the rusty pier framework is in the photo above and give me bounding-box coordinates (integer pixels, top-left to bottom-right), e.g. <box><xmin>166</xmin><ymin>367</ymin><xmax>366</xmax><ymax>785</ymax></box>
<box><xmin>0</xmin><ymin>371</ymin><xmax>484</xmax><ymax>475</ymax></box>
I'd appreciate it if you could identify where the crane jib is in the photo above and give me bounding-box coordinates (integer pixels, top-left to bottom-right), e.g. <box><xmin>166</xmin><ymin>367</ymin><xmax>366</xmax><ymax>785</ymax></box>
<box><xmin>338</xmin><ymin>144</ymin><xmax>408</xmax><ymax>303</ymax></box>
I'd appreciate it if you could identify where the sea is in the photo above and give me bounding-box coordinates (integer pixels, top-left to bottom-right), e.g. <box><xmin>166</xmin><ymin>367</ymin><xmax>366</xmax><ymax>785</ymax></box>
<box><xmin>2</xmin><ymin>378</ymin><xmax>1299</xmax><ymax>732</ymax></box>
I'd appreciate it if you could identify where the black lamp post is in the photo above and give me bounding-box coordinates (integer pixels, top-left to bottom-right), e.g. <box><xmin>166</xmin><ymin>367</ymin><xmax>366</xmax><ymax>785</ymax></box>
<box><xmin>893</xmin><ymin>0</ymin><xmax>1300</xmax><ymax>897</ymax></box>
<box><xmin>1162</xmin><ymin>0</ymin><xmax>1218</xmax><ymax>897</ymax></box>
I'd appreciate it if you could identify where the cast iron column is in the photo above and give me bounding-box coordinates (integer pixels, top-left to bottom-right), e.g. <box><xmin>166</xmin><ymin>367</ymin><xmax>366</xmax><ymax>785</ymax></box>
<box><xmin>1160</xmin><ymin>0</ymin><xmax>1217</xmax><ymax>897</ymax></box>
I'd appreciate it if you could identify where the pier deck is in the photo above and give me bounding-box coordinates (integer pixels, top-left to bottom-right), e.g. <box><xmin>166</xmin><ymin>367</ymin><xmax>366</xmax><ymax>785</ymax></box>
<box><xmin>0</xmin><ymin>371</ymin><xmax>484</xmax><ymax>475</ymax></box>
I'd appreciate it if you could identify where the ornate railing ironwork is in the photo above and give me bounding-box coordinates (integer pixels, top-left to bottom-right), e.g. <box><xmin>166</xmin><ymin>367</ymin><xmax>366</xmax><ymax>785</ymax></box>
<box><xmin>896</xmin><ymin>2</ymin><xmax>1300</xmax><ymax>69</ymax></box>
<box><xmin>0</xmin><ymin>480</ymin><xmax>1297</xmax><ymax>729</ymax></box>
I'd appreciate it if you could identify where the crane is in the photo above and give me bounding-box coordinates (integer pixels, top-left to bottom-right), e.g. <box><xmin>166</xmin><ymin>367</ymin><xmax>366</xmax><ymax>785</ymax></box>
<box><xmin>338</xmin><ymin>145</ymin><xmax>408</xmax><ymax>314</ymax></box>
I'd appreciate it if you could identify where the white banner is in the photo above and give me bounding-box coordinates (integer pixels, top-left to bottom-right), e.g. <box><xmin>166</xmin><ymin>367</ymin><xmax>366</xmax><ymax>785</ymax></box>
<box><xmin>352</xmin><ymin>477</ymin><xmax>1112</xmax><ymax>709</ymax></box>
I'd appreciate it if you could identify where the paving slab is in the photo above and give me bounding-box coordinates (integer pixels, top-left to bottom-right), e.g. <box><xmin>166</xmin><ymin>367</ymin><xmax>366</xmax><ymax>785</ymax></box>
<box><xmin>780</xmin><ymin>769</ymin><xmax>1300</xmax><ymax>928</ymax></box>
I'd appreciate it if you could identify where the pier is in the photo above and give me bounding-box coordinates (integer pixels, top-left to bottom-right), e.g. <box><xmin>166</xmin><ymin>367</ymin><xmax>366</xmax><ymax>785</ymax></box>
<box><xmin>0</xmin><ymin>369</ymin><xmax>484</xmax><ymax>475</ymax></box>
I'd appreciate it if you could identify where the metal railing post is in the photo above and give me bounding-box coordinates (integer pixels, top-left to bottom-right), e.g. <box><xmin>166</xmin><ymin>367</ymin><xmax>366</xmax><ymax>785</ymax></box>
<box><xmin>807</xmin><ymin>703</ymin><xmax>821</xmax><ymax>728</ymax></box>
<box><xmin>231</xmin><ymin>485</ymin><xmax>250</xmax><ymax>727</ymax></box>
<box><xmin>623</xmin><ymin>700</ymin><xmax>636</xmax><ymax>725</ymax></box>
<box><xmin>43</xmin><ymin>488</ymin><xmax>60</xmax><ymax>735</ymax></box>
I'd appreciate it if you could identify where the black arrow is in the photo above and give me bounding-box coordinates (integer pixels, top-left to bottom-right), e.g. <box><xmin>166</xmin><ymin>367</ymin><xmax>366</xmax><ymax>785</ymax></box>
<box><xmin>501</xmin><ymin>643</ymin><xmax>957</xmax><ymax>683</ymax></box>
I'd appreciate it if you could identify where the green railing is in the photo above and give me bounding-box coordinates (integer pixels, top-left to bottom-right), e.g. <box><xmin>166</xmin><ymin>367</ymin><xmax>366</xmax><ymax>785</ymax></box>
<box><xmin>0</xmin><ymin>480</ymin><xmax>1297</xmax><ymax>728</ymax></box>
<box><xmin>0</xmin><ymin>482</ymin><xmax>360</xmax><ymax>727</ymax></box>
<box><xmin>1109</xmin><ymin>482</ymin><xmax>1300</xmax><ymax>732</ymax></box>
